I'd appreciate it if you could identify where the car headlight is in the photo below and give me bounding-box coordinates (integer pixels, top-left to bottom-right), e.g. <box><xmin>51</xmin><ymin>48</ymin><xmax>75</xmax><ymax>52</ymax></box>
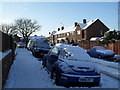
<box><xmin>94</xmin><ymin>67</ymin><xmax>100</xmax><ymax>74</ymax></box>
<box><xmin>59</xmin><ymin>62</ymin><xmax>72</xmax><ymax>73</ymax></box>
<box><xmin>102</xmin><ymin>52</ymin><xmax>106</xmax><ymax>54</ymax></box>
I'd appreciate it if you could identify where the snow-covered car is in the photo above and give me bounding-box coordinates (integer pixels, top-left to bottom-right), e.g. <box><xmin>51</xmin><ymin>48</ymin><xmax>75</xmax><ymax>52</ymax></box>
<box><xmin>42</xmin><ymin>44</ymin><xmax>101</xmax><ymax>87</ymax></box>
<box><xmin>27</xmin><ymin>40</ymin><xmax>35</xmax><ymax>51</ymax></box>
<box><xmin>17</xmin><ymin>42</ymin><xmax>25</xmax><ymax>48</ymax></box>
<box><xmin>32</xmin><ymin>40</ymin><xmax>50</xmax><ymax>58</ymax></box>
<box><xmin>87</xmin><ymin>46</ymin><xmax>115</xmax><ymax>59</ymax></box>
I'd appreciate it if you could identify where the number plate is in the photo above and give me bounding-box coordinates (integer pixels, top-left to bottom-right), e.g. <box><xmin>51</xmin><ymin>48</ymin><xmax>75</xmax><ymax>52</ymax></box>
<box><xmin>79</xmin><ymin>78</ymin><xmax>93</xmax><ymax>82</ymax></box>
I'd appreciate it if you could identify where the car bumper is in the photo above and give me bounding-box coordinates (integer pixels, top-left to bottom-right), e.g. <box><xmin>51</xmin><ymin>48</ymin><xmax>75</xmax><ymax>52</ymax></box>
<box><xmin>58</xmin><ymin>73</ymin><xmax>101</xmax><ymax>86</ymax></box>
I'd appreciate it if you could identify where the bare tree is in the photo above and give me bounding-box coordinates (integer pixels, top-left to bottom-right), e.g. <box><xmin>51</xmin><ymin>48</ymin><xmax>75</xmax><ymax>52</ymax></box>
<box><xmin>14</xmin><ymin>18</ymin><xmax>41</xmax><ymax>47</ymax></box>
<box><xmin>0</xmin><ymin>23</ymin><xmax>17</xmax><ymax>35</ymax></box>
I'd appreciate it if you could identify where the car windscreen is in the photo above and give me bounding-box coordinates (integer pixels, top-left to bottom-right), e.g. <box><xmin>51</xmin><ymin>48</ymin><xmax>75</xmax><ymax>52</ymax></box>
<box><xmin>95</xmin><ymin>47</ymin><xmax>105</xmax><ymax>50</ymax></box>
<box><xmin>60</xmin><ymin>46</ymin><xmax>91</xmax><ymax>61</ymax></box>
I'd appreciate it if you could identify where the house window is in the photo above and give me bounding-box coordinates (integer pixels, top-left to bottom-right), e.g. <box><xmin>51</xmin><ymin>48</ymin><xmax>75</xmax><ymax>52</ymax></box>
<box><xmin>65</xmin><ymin>33</ymin><xmax>67</xmax><ymax>36</ymax></box>
<box><xmin>70</xmin><ymin>31</ymin><xmax>74</xmax><ymax>35</ymax></box>
<box><xmin>67</xmin><ymin>33</ymin><xmax>70</xmax><ymax>36</ymax></box>
<box><xmin>100</xmin><ymin>30</ymin><xmax>103</xmax><ymax>35</ymax></box>
<box><xmin>64</xmin><ymin>33</ymin><xmax>66</xmax><ymax>36</ymax></box>
<box><xmin>77</xmin><ymin>30</ymin><xmax>80</xmax><ymax>35</ymax></box>
<box><xmin>58</xmin><ymin>34</ymin><xmax>61</xmax><ymax>37</ymax></box>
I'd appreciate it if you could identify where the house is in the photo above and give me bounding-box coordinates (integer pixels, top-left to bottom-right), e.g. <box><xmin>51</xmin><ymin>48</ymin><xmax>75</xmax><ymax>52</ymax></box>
<box><xmin>50</xmin><ymin>19</ymin><xmax>109</xmax><ymax>44</ymax></box>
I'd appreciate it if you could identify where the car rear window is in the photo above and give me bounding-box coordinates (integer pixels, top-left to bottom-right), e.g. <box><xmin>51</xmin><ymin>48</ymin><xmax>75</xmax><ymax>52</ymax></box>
<box><xmin>36</xmin><ymin>40</ymin><xmax>50</xmax><ymax>48</ymax></box>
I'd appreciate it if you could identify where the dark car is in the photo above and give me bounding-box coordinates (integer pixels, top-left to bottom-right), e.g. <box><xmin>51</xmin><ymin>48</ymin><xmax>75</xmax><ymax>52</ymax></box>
<box><xmin>87</xmin><ymin>46</ymin><xmax>115</xmax><ymax>59</ymax></box>
<box><xmin>32</xmin><ymin>40</ymin><xmax>50</xmax><ymax>58</ymax></box>
<box><xmin>17</xmin><ymin>42</ymin><xmax>25</xmax><ymax>48</ymax></box>
<box><xmin>42</xmin><ymin>44</ymin><xmax>101</xmax><ymax>87</ymax></box>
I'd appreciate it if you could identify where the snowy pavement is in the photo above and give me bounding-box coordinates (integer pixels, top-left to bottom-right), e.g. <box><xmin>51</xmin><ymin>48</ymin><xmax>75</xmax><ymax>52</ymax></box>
<box><xmin>4</xmin><ymin>48</ymin><xmax>119</xmax><ymax>88</ymax></box>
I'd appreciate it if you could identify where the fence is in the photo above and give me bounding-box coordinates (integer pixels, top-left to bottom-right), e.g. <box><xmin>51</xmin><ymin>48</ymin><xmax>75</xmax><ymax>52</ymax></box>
<box><xmin>78</xmin><ymin>40</ymin><xmax>120</xmax><ymax>55</ymax></box>
<box><xmin>0</xmin><ymin>31</ymin><xmax>16</xmax><ymax>89</ymax></box>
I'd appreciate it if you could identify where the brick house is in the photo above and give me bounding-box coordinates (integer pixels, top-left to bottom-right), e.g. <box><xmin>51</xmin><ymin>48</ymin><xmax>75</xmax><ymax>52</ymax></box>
<box><xmin>50</xmin><ymin>19</ymin><xmax>109</xmax><ymax>44</ymax></box>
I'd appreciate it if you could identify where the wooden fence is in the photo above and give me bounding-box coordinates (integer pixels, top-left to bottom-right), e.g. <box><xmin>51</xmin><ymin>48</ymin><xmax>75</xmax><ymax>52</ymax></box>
<box><xmin>78</xmin><ymin>40</ymin><xmax>120</xmax><ymax>55</ymax></box>
<box><xmin>0</xmin><ymin>31</ymin><xmax>16</xmax><ymax>89</ymax></box>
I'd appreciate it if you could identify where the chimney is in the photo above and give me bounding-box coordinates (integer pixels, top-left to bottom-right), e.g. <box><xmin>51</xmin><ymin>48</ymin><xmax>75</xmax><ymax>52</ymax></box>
<box><xmin>83</xmin><ymin>19</ymin><xmax>86</xmax><ymax>24</ymax></box>
<box><xmin>61</xmin><ymin>26</ymin><xmax>64</xmax><ymax>30</ymax></box>
<box><xmin>58</xmin><ymin>28</ymin><xmax>60</xmax><ymax>31</ymax></box>
<box><xmin>74</xmin><ymin>22</ymin><xmax>78</xmax><ymax>27</ymax></box>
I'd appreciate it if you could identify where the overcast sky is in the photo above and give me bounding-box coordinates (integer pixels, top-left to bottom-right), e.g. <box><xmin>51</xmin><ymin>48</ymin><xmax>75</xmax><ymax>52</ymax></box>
<box><xmin>0</xmin><ymin>2</ymin><xmax>118</xmax><ymax>36</ymax></box>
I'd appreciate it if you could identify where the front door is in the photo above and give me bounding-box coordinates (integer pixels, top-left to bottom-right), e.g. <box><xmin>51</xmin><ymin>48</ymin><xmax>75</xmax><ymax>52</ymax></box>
<box><xmin>46</xmin><ymin>47</ymin><xmax>59</xmax><ymax>72</ymax></box>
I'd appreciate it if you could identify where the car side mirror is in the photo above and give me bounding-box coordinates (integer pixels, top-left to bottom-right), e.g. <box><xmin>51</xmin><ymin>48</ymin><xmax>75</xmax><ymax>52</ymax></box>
<box><xmin>66</xmin><ymin>53</ymin><xmax>71</xmax><ymax>57</ymax></box>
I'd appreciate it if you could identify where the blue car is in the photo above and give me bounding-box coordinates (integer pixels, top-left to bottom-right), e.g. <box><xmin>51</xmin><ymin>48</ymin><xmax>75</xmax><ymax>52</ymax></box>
<box><xmin>43</xmin><ymin>44</ymin><xmax>101</xmax><ymax>87</ymax></box>
<box><xmin>87</xmin><ymin>46</ymin><xmax>115</xmax><ymax>59</ymax></box>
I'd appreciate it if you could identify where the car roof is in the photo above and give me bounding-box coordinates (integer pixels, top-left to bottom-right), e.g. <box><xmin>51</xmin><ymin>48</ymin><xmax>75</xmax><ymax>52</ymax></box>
<box><xmin>55</xmin><ymin>43</ymin><xmax>85</xmax><ymax>53</ymax></box>
<box><xmin>92</xmin><ymin>46</ymin><xmax>105</xmax><ymax>49</ymax></box>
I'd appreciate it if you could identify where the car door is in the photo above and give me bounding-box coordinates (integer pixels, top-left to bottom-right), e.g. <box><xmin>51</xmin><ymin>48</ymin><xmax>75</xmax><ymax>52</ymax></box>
<box><xmin>46</xmin><ymin>47</ymin><xmax>59</xmax><ymax>72</ymax></box>
<box><xmin>88</xmin><ymin>48</ymin><xmax>97</xmax><ymax>57</ymax></box>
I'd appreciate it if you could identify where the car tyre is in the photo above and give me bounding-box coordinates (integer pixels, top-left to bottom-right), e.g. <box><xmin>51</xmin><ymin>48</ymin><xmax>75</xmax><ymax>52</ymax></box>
<box><xmin>42</xmin><ymin>59</ymin><xmax>46</xmax><ymax>68</ymax></box>
<box><xmin>98</xmin><ymin>55</ymin><xmax>102</xmax><ymax>59</ymax></box>
<box><xmin>51</xmin><ymin>69</ymin><xmax>60</xmax><ymax>85</ymax></box>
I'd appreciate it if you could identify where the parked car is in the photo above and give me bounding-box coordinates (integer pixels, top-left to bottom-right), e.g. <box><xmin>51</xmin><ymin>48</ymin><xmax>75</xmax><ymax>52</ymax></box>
<box><xmin>27</xmin><ymin>40</ymin><xmax>35</xmax><ymax>51</ymax></box>
<box><xmin>42</xmin><ymin>44</ymin><xmax>101</xmax><ymax>87</ymax></box>
<box><xmin>87</xmin><ymin>46</ymin><xmax>115</xmax><ymax>59</ymax></box>
<box><xmin>32</xmin><ymin>40</ymin><xmax>50</xmax><ymax>58</ymax></box>
<box><xmin>17</xmin><ymin>42</ymin><xmax>25</xmax><ymax>48</ymax></box>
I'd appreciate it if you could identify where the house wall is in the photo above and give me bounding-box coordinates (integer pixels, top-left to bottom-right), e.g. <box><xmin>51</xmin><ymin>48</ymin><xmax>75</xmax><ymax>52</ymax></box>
<box><xmin>75</xmin><ymin>26</ymin><xmax>82</xmax><ymax>41</ymax></box>
<box><xmin>86</xmin><ymin>19</ymin><xmax>109</xmax><ymax>40</ymax></box>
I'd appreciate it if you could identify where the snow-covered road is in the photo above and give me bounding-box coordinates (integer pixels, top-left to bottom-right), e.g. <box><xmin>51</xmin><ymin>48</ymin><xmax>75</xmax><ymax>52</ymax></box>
<box><xmin>4</xmin><ymin>48</ymin><xmax>119</xmax><ymax>88</ymax></box>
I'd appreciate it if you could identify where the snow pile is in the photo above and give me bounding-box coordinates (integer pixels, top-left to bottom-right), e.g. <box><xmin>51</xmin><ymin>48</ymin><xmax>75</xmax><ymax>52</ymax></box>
<box><xmin>89</xmin><ymin>58</ymin><xmax>120</xmax><ymax>80</ymax></box>
<box><xmin>90</xmin><ymin>58</ymin><xmax>118</xmax><ymax>69</ymax></box>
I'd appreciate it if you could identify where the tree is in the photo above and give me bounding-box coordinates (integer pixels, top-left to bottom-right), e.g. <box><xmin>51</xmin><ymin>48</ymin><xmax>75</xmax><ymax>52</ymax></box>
<box><xmin>0</xmin><ymin>23</ymin><xmax>17</xmax><ymax>35</ymax></box>
<box><xmin>14</xmin><ymin>18</ymin><xmax>41</xmax><ymax>47</ymax></box>
<box><xmin>101</xmin><ymin>30</ymin><xmax>118</xmax><ymax>44</ymax></box>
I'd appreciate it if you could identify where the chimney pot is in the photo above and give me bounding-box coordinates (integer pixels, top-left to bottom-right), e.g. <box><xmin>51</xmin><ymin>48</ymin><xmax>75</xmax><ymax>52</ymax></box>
<box><xmin>74</xmin><ymin>22</ymin><xmax>78</xmax><ymax>27</ymax></box>
<box><xmin>83</xmin><ymin>19</ymin><xmax>86</xmax><ymax>23</ymax></box>
<box><xmin>61</xmin><ymin>26</ymin><xmax>64</xmax><ymax>30</ymax></box>
<box><xmin>58</xmin><ymin>28</ymin><xmax>60</xmax><ymax>31</ymax></box>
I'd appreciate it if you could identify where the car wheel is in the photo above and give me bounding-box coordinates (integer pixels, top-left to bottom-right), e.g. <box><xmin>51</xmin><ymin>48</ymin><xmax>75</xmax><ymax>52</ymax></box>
<box><xmin>98</xmin><ymin>55</ymin><xmax>102</xmax><ymax>59</ymax></box>
<box><xmin>51</xmin><ymin>69</ymin><xmax>60</xmax><ymax>85</ymax></box>
<box><xmin>42</xmin><ymin>59</ymin><xmax>46</xmax><ymax>68</ymax></box>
